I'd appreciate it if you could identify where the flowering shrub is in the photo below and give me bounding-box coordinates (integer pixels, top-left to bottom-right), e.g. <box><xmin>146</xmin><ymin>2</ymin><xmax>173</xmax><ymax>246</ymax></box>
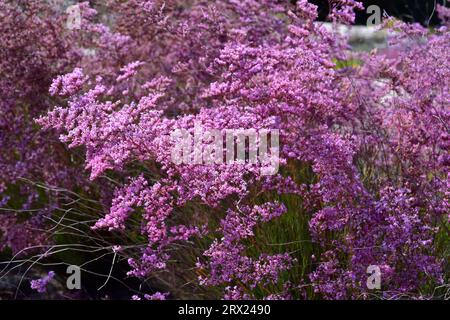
<box><xmin>1</xmin><ymin>0</ymin><xmax>449</xmax><ymax>300</ymax></box>
<box><xmin>0</xmin><ymin>0</ymin><xmax>85</xmax><ymax>255</ymax></box>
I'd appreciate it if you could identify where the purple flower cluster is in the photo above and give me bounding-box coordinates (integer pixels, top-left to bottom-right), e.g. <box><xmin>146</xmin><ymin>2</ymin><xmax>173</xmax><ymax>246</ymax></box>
<box><xmin>30</xmin><ymin>271</ymin><xmax>55</xmax><ymax>293</ymax></box>
<box><xmin>197</xmin><ymin>203</ymin><xmax>292</xmax><ymax>293</ymax></box>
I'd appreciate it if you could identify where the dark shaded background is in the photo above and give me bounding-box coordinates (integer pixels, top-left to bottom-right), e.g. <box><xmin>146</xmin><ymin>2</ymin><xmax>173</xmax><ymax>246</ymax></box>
<box><xmin>292</xmin><ymin>0</ymin><xmax>449</xmax><ymax>26</ymax></box>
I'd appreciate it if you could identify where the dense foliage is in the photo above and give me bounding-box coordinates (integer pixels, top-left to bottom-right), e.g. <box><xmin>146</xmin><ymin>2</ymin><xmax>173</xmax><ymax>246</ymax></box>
<box><xmin>1</xmin><ymin>0</ymin><xmax>449</xmax><ymax>300</ymax></box>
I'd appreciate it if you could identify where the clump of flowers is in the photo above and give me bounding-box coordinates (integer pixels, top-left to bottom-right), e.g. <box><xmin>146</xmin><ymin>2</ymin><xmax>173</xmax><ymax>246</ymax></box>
<box><xmin>30</xmin><ymin>271</ymin><xmax>55</xmax><ymax>294</ymax></box>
